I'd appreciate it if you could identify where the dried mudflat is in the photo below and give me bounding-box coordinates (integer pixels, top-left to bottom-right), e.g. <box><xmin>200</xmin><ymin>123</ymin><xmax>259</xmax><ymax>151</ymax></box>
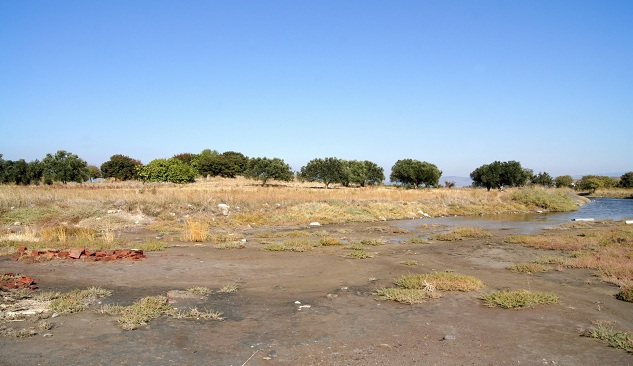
<box><xmin>1</xmin><ymin>220</ymin><xmax>631</xmax><ymax>366</ymax></box>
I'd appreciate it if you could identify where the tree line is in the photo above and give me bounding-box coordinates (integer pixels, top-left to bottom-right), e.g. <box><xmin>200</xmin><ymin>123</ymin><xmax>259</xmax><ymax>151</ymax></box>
<box><xmin>1</xmin><ymin>151</ymin><xmax>632</xmax><ymax>191</ymax></box>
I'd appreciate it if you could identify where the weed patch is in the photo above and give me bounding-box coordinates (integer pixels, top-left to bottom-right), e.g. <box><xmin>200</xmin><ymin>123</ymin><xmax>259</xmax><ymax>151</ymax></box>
<box><xmin>481</xmin><ymin>289</ymin><xmax>558</xmax><ymax>309</ymax></box>
<box><xmin>344</xmin><ymin>249</ymin><xmax>374</xmax><ymax>259</ymax></box>
<box><xmin>374</xmin><ymin>288</ymin><xmax>441</xmax><ymax>304</ymax></box>
<box><xmin>615</xmin><ymin>287</ymin><xmax>633</xmax><ymax>302</ymax></box>
<box><xmin>508</xmin><ymin>263</ymin><xmax>552</xmax><ymax>274</ymax></box>
<box><xmin>395</xmin><ymin>272</ymin><xmax>484</xmax><ymax>292</ymax></box>
<box><xmin>319</xmin><ymin>237</ymin><xmax>342</xmax><ymax>246</ymax></box>
<box><xmin>580</xmin><ymin>323</ymin><xmax>633</xmax><ymax>353</ymax></box>
<box><xmin>432</xmin><ymin>227</ymin><xmax>492</xmax><ymax>241</ymax></box>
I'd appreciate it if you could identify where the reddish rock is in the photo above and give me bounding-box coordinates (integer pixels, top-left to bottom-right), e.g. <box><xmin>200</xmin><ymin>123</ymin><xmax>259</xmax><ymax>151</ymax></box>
<box><xmin>68</xmin><ymin>247</ymin><xmax>85</xmax><ymax>259</ymax></box>
<box><xmin>17</xmin><ymin>246</ymin><xmax>27</xmax><ymax>252</ymax></box>
<box><xmin>31</xmin><ymin>250</ymin><xmax>40</xmax><ymax>257</ymax></box>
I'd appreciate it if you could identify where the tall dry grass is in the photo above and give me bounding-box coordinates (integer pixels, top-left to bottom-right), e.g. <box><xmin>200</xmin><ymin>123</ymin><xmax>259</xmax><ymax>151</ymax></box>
<box><xmin>0</xmin><ymin>178</ymin><xmax>583</xmax><ymax>230</ymax></box>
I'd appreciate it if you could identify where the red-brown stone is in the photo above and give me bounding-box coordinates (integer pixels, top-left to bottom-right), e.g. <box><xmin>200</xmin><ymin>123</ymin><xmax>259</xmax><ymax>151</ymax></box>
<box><xmin>68</xmin><ymin>247</ymin><xmax>85</xmax><ymax>259</ymax></box>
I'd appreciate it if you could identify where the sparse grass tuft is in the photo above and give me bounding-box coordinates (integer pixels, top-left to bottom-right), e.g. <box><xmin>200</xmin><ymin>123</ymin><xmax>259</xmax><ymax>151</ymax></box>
<box><xmin>432</xmin><ymin>227</ymin><xmax>492</xmax><ymax>241</ymax></box>
<box><xmin>374</xmin><ymin>287</ymin><xmax>441</xmax><ymax>304</ymax></box>
<box><xmin>50</xmin><ymin>287</ymin><xmax>112</xmax><ymax>314</ymax></box>
<box><xmin>263</xmin><ymin>243</ymin><xmax>287</xmax><ymax>251</ymax></box>
<box><xmin>135</xmin><ymin>239</ymin><xmax>168</xmax><ymax>251</ymax></box>
<box><xmin>481</xmin><ymin>289</ymin><xmax>559</xmax><ymax>309</ymax></box>
<box><xmin>344</xmin><ymin>249</ymin><xmax>374</xmax><ymax>259</ymax></box>
<box><xmin>404</xmin><ymin>237</ymin><xmax>429</xmax><ymax>244</ymax></box>
<box><xmin>171</xmin><ymin>307</ymin><xmax>224</xmax><ymax>321</ymax></box>
<box><xmin>395</xmin><ymin>272</ymin><xmax>484</xmax><ymax>292</ymax></box>
<box><xmin>615</xmin><ymin>287</ymin><xmax>633</xmax><ymax>303</ymax></box>
<box><xmin>580</xmin><ymin>323</ymin><xmax>633</xmax><ymax>352</ymax></box>
<box><xmin>358</xmin><ymin>239</ymin><xmax>385</xmax><ymax>246</ymax></box>
<box><xmin>508</xmin><ymin>263</ymin><xmax>552</xmax><ymax>274</ymax></box>
<box><xmin>401</xmin><ymin>260</ymin><xmax>418</xmax><ymax>266</ymax></box>
<box><xmin>187</xmin><ymin>286</ymin><xmax>211</xmax><ymax>297</ymax></box>
<box><xmin>319</xmin><ymin>237</ymin><xmax>343</xmax><ymax>246</ymax></box>
<box><xmin>218</xmin><ymin>284</ymin><xmax>238</xmax><ymax>293</ymax></box>
<box><xmin>181</xmin><ymin>219</ymin><xmax>209</xmax><ymax>242</ymax></box>
<box><xmin>214</xmin><ymin>242</ymin><xmax>246</xmax><ymax>249</ymax></box>
<box><xmin>102</xmin><ymin>295</ymin><xmax>172</xmax><ymax>330</ymax></box>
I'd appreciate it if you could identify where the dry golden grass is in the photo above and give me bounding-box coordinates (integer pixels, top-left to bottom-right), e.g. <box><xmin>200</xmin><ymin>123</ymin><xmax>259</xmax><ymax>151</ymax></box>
<box><xmin>0</xmin><ymin>180</ymin><xmax>583</xmax><ymax>230</ymax></box>
<box><xmin>395</xmin><ymin>272</ymin><xmax>484</xmax><ymax>292</ymax></box>
<box><xmin>180</xmin><ymin>219</ymin><xmax>210</xmax><ymax>242</ymax></box>
<box><xmin>481</xmin><ymin>290</ymin><xmax>559</xmax><ymax>309</ymax></box>
<box><xmin>432</xmin><ymin>227</ymin><xmax>492</xmax><ymax>241</ymax></box>
<box><xmin>508</xmin><ymin>263</ymin><xmax>552</xmax><ymax>274</ymax></box>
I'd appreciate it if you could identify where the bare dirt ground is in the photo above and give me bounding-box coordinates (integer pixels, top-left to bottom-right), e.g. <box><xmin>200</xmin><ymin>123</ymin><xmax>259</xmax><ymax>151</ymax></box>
<box><xmin>1</xmin><ymin>220</ymin><xmax>631</xmax><ymax>366</ymax></box>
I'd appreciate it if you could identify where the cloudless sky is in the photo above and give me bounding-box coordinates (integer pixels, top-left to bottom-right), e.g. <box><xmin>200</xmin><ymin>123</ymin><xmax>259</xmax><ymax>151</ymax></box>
<box><xmin>1</xmin><ymin>0</ymin><xmax>632</xmax><ymax>177</ymax></box>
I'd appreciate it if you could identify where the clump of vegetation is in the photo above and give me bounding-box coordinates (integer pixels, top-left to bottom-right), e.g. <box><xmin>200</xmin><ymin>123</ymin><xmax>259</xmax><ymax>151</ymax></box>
<box><xmin>50</xmin><ymin>287</ymin><xmax>112</xmax><ymax>314</ymax></box>
<box><xmin>181</xmin><ymin>219</ymin><xmax>209</xmax><ymax>242</ymax></box>
<box><xmin>504</xmin><ymin>234</ymin><xmax>587</xmax><ymax>251</ymax></box>
<box><xmin>218</xmin><ymin>284</ymin><xmax>238</xmax><ymax>293</ymax></box>
<box><xmin>395</xmin><ymin>272</ymin><xmax>484</xmax><ymax>292</ymax></box>
<box><xmin>135</xmin><ymin>239</ymin><xmax>168</xmax><ymax>252</ymax></box>
<box><xmin>358</xmin><ymin>239</ymin><xmax>385</xmax><ymax>246</ymax></box>
<box><xmin>580</xmin><ymin>322</ymin><xmax>633</xmax><ymax>353</ymax></box>
<box><xmin>404</xmin><ymin>237</ymin><xmax>428</xmax><ymax>244</ymax></box>
<box><xmin>432</xmin><ymin>227</ymin><xmax>492</xmax><ymax>241</ymax></box>
<box><xmin>187</xmin><ymin>286</ymin><xmax>211</xmax><ymax>297</ymax></box>
<box><xmin>481</xmin><ymin>289</ymin><xmax>559</xmax><ymax>309</ymax></box>
<box><xmin>534</xmin><ymin>256</ymin><xmax>567</xmax><ymax>265</ymax></box>
<box><xmin>100</xmin><ymin>295</ymin><xmax>174</xmax><ymax>330</ymax></box>
<box><xmin>615</xmin><ymin>287</ymin><xmax>633</xmax><ymax>303</ymax></box>
<box><xmin>401</xmin><ymin>260</ymin><xmax>418</xmax><ymax>266</ymax></box>
<box><xmin>344</xmin><ymin>249</ymin><xmax>374</xmax><ymax>259</ymax></box>
<box><xmin>374</xmin><ymin>287</ymin><xmax>441</xmax><ymax>304</ymax></box>
<box><xmin>214</xmin><ymin>242</ymin><xmax>246</xmax><ymax>249</ymax></box>
<box><xmin>508</xmin><ymin>263</ymin><xmax>552</xmax><ymax>274</ymax></box>
<box><xmin>510</xmin><ymin>187</ymin><xmax>580</xmax><ymax>211</ymax></box>
<box><xmin>319</xmin><ymin>237</ymin><xmax>343</xmax><ymax>246</ymax></box>
<box><xmin>210</xmin><ymin>232</ymin><xmax>244</xmax><ymax>243</ymax></box>
<box><xmin>263</xmin><ymin>243</ymin><xmax>286</xmax><ymax>251</ymax></box>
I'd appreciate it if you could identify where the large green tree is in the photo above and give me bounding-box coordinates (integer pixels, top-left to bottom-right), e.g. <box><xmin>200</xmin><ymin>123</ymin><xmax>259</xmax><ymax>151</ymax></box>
<box><xmin>41</xmin><ymin>150</ymin><xmax>90</xmax><ymax>184</ymax></box>
<box><xmin>620</xmin><ymin>172</ymin><xmax>633</xmax><ymax>188</ymax></box>
<box><xmin>390</xmin><ymin>159</ymin><xmax>441</xmax><ymax>188</ymax></box>
<box><xmin>244</xmin><ymin>157</ymin><xmax>294</xmax><ymax>186</ymax></box>
<box><xmin>137</xmin><ymin>158</ymin><xmax>196</xmax><ymax>184</ymax></box>
<box><xmin>101</xmin><ymin>154</ymin><xmax>142</xmax><ymax>181</ymax></box>
<box><xmin>197</xmin><ymin>151</ymin><xmax>248</xmax><ymax>178</ymax></box>
<box><xmin>299</xmin><ymin>157</ymin><xmax>345</xmax><ymax>188</ymax></box>
<box><xmin>554</xmin><ymin>175</ymin><xmax>574</xmax><ymax>188</ymax></box>
<box><xmin>531</xmin><ymin>171</ymin><xmax>554</xmax><ymax>187</ymax></box>
<box><xmin>343</xmin><ymin>160</ymin><xmax>385</xmax><ymax>187</ymax></box>
<box><xmin>470</xmin><ymin>160</ymin><xmax>531</xmax><ymax>191</ymax></box>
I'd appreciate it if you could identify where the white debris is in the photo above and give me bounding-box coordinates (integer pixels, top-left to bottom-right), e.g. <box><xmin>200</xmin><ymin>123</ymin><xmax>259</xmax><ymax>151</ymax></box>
<box><xmin>309</xmin><ymin>222</ymin><xmax>321</xmax><ymax>226</ymax></box>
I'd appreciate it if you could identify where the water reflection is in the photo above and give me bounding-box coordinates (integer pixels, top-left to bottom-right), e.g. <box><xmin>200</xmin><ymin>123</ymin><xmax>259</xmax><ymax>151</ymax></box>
<box><xmin>392</xmin><ymin>197</ymin><xmax>633</xmax><ymax>234</ymax></box>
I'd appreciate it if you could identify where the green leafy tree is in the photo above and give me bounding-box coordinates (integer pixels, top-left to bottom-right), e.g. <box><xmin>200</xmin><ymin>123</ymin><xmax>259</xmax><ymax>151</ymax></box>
<box><xmin>390</xmin><ymin>159</ymin><xmax>442</xmax><ymax>188</ymax></box>
<box><xmin>531</xmin><ymin>171</ymin><xmax>554</xmax><ymax>187</ymax></box>
<box><xmin>299</xmin><ymin>157</ymin><xmax>345</xmax><ymax>188</ymax></box>
<box><xmin>41</xmin><ymin>150</ymin><xmax>90</xmax><ymax>184</ymax></box>
<box><xmin>87</xmin><ymin>165</ymin><xmax>102</xmax><ymax>181</ymax></box>
<box><xmin>196</xmin><ymin>151</ymin><xmax>248</xmax><ymax>178</ymax></box>
<box><xmin>244</xmin><ymin>157</ymin><xmax>294</xmax><ymax>186</ymax></box>
<box><xmin>554</xmin><ymin>175</ymin><xmax>574</xmax><ymax>188</ymax></box>
<box><xmin>194</xmin><ymin>149</ymin><xmax>220</xmax><ymax>176</ymax></box>
<box><xmin>0</xmin><ymin>158</ymin><xmax>30</xmax><ymax>185</ymax></box>
<box><xmin>26</xmin><ymin>160</ymin><xmax>44</xmax><ymax>185</ymax></box>
<box><xmin>101</xmin><ymin>154</ymin><xmax>142</xmax><ymax>181</ymax></box>
<box><xmin>172</xmin><ymin>153</ymin><xmax>197</xmax><ymax>166</ymax></box>
<box><xmin>576</xmin><ymin>176</ymin><xmax>602</xmax><ymax>193</ymax></box>
<box><xmin>470</xmin><ymin>160</ymin><xmax>531</xmax><ymax>191</ymax></box>
<box><xmin>343</xmin><ymin>160</ymin><xmax>385</xmax><ymax>187</ymax></box>
<box><xmin>620</xmin><ymin>172</ymin><xmax>633</xmax><ymax>188</ymax></box>
<box><xmin>137</xmin><ymin>158</ymin><xmax>196</xmax><ymax>184</ymax></box>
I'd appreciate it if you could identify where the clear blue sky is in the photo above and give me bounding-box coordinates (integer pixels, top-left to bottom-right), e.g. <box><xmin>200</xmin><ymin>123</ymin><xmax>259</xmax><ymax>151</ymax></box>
<box><xmin>1</xmin><ymin>0</ymin><xmax>632</xmax><ymax>177</ymax></box>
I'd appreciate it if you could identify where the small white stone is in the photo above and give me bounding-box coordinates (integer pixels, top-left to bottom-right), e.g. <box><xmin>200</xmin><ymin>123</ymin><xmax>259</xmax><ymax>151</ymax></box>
<box><xmin>309</xmin><ymin>222</ymin><xmax>321</xmax><ymax>226</ymax></box>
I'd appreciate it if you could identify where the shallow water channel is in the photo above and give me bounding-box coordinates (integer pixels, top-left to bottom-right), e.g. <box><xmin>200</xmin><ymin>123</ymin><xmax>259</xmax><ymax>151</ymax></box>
<box><xmin>392</xmin><ymin>197</ymin><xmax>633</xmax><ymax>234</ymax></box>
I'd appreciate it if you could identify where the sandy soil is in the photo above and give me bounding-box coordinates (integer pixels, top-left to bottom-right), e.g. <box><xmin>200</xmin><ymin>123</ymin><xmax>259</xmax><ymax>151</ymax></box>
<box><xmin>1</xmin><ymin>220</ymin><xmax>631</xmax><ymax>366</ymax></box>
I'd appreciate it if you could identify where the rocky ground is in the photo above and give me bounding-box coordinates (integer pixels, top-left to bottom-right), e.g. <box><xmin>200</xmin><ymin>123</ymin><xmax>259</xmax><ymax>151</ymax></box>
<box><xmin>1</xmin><ymin>220</ymin><xmax>631</xmax><ymax>366</ymax></box>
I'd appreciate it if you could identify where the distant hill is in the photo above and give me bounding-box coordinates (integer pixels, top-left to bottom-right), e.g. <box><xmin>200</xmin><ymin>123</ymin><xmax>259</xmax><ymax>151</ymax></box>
<box><xmin>440</xmin><ymin>176</ymin><xmax>473</xmax><ymax>188</ymax></box>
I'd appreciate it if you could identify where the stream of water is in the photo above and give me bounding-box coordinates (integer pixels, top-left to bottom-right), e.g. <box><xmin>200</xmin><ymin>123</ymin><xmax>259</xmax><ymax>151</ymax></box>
<box><xmin>392</xmin><ymin>198</ymin><xmax>633</xmax><ymax>234</ymax></box>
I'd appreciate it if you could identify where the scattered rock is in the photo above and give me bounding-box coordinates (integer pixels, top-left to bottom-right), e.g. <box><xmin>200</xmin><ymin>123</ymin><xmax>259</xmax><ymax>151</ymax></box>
<box><xmin>443</xmin><ymin>335</ymin><xmax>456</xmax><ymax>341</ymax></box>
<box><xmin>268</xmin><ymin>350</ymin><xmax>277</xmax><ymax>358</ymax></box>
<box><xmin>309</xmin><ymin>222</ymin><xmax>321</xmax><ymax>226</ymax></box>
<box><xmin>42</xmin><ymin>333</ymin><xmax>53</xmax><ymax>338</ymax></box>
<box><xmin>218</xmin><ymin>204</ymin><xmax>230</xmax><ymax>216</ymax></box>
